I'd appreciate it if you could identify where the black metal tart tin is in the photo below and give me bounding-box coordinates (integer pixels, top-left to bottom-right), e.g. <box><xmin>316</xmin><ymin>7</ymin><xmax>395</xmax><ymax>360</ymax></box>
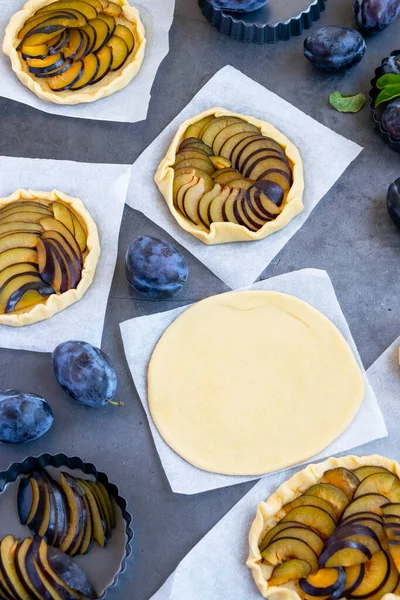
<box><xmin>0</xmin><ymin>452</ymin><xmax>134</xmax><ymax>599</ymax></box>
<box><xmin>198</xmin><ymin>0</ymin><xmax>328</xmax><ymax>44</ymax></box>
<box><xmin>369</xmin><ymin>50</ymin><xmax>400</xmax><ymax>154</ymax></box>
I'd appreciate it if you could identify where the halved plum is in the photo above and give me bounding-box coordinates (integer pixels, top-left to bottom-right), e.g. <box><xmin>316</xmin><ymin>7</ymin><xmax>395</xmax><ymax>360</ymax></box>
<box><xmin>354</xmin><ymin>473</ymin><xmax>400</xmax><ymax>503</ymax></box>
<box><xmin>321</xmin><ymin>468</ymin><xmax>360</xmax><ymax>501</ymax></box>
<box><xmin>306</xmin><ymin>484</ymin><xmax>349</xmax><ymax>518</ymax></box>
<box><xmin>270</xmin><ymin>559</ymin><xmax>312</xmax><ymax>587</ymax></box>
<box><xmin>261</xmin><ymin>537</ymin><xmax>318</xmax><ymax>572</ymax></box>
<box><xmin>319</xmin><ymin>540</ymin><xmax>372</xmax><ymax>568</ymax></box>
<box><xmin>341</xmin><ymin>494</ymin><xmax>389</xmax><ymax>520</ymax></box>
<box><xmin>259</xmin><ymin>169</ymin><xmax>292</xmax><ymax>194</ymax></box>
<box><xmin>282</xmin><ymin>506</ymin><xmax>336</xmax><ymax>541</ymax></box>
<box><xmin>353</xmin><ymin>466</ymin><xmax>392</xmax><ymax>482</ymax></box>
<box><xmin>300</xmin><ymin>567</ymin><xmax>346</xmax><ymax>599</ymax></box>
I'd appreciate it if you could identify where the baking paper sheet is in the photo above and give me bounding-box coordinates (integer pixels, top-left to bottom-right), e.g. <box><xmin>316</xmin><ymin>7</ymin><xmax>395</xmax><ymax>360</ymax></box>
<box><xmin>0</xmin><ymin>0</ymin><xmax>174</xmax><ymax>122</ymax></box>
<box><xmin>150</xmin><ymin>336</ymin><xmax>399</xmax><ymax>600</ymax></box>
<box><xmin>126</xmin><ymin>66</ymin><xmax>363</xmax><ymax>289</ymax></box>
<box><xmin>0</xmin><ymin>155</ymin><xmax>131</xmax><ymax>352</ymax></box>
<box><xmin>120</xmin><ymin>268</ymin><xmax>387</xmax><ymax>495</ymax></box>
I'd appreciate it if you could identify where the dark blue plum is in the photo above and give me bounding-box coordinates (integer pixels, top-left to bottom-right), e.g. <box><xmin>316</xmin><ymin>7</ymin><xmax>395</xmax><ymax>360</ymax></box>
<box><xmin>382</xmin><ymin>54</ymin><xmax>400</xmax><ymax>75</ymax></box>
<box><xmin>382</xmin><ymin>98</ymin><xmax>400</xmax><ymax>141</ymax></box>
<box><xmin>0</xmin><ymin>390</ymin><xmax>53</xmax><ymax>444</ymax></box>
<box><xmin>304</xmin><ymin>27</ymin><xmax>366</xmax><ymax>72</ymax></box>
<box><xmin>387</xmin><ymin>178</ymin><xmax>400</xmax><ymax>227</ymax></box>
<box><xmin>52</xmin><ymin>341</ymin><xmax>119</xmax><ymax>408</ymax></box>
<box><xmin>125</xmin><ymin>236</ymin><xmax>189</xmax><ymax>299</ymax></box>
<box><xmin>207</xmin><ymin>0</ymin><xmax>268</xmax><ymax>12</ymax></box>
<box><xmin>353</xmin><ymin>0</ymin><xmax>400</xmax><ymax>33</ymax></box>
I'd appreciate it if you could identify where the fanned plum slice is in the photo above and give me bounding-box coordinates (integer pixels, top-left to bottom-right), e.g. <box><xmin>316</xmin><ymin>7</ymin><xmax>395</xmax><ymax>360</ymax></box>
<box><xmin>35</xmin><ymin>59</ymin><xmax>73</xmax><ymax>80</ymax></box>
<box><xmin>78</xmin><ymin>479</ymin><xmax>106</xmax><ymax>548</ymax></box>
<box><xmin>70</xmin><ymin>53</ymin><xmax>99</xmax><ymax>90</ymax></box>
<box><xmin>36</xmin><ymin>1</ymin><xmax>97</xmax><ymax>20</ymax></box>
<box><xmin>233</xmin><ymin>193</ymin><xmax>259</xmax><ymax>232</ymax></box>
<box><xmin>62</xmin><ymin>28</ymin><xmax>83</xmax><ymax>59</ymax></box>
<box><xmin>82</xmin><ymin>23</ymin><xmax>97</xmax><ymax>54</ymax></box>
<box><xmin>212</xmin><ymin>169</ymin><xmax>242</xmax><ymax>185</ymax></box>
<box><xmin>321</xmin><ymin>467</ymin><xmax>360</xmax><ymax>500</ymax></box>
<box><xmin>0</xmin><ymin>264</ymin><xmax>38</xmax><ymax>291</ymax></box>
<box><xmin>179</xmin><ymin>139</ymin><xmax>214</xmax><ymax>156</ymax></box>
<box><xmin>212</xmin><ymin>122</ymin><xmax>260</xmax><ymax>156</ymax></box>
<box><xmin>103</xmin><ymin>1</ymin><xmax>122</xmax><ymax>17</ymax></box>
<box><xmin>261</xmin><ymin>537</ymin><xmax>318</xmax><ymax>572</ymax></box>
<box><xmin>0</xmin><ymin>536</ymin><xmax>30</xmax><ymax>600</ymax></box>
<box><xmin>282</xmin><ymin>506</ymin><xmax>336</xmax><ymax>541</ymax></box>
<box><xmin>106</xmin><ymin>35</ymin><xmax>129</xmax><ymax>71</ymax></box>
<box><xmin>176</xmin><ymin>178</ymin><xmax>199</xmax><ymax>216</ymax></box>
<box><xmin>353</xmin><ymin>466</ymin><xmax>392</xmax><ymax>482</ymax></box>
<box><xmin>17</xmin><ymin>478</ymin><xmax>34</xmax><ymax>526</ymax></box>
<box><xmin>382</xmin><ymin>502</ymin><xmax>400</xmax><ymax>518</ymax></box>
<box><xmin>175</xmin><ymin>150</ymin><xmax>211</xmax><ymax>165</ymax></box>
<box><xmin>15</xmin><ymin>539</ymin><xmax>41</xmax><ymax>600</ymax></box>
<box><xmin>8</xmin><ymin>285</ymin><xmax>53</xmax><ymax>314</ymax></box>
<box><xmin>0</xmin><ymin>248</ymin><xmax>38</xmax><ymax>272</ymax></box>
<box><xmin>200</xmin><ymin>117</ymin><xmax>243</xmax><ymax>149</ymax></box>
<box><xmin>183</xmin><ymin>116</ymin><xmax>215</xmax><ymax>140</ymax></box>
<box><xmin>182</xmin><ymin>178</ymin><xmax>207</xmax><ymax>225</ymax></box>
<box><xmin>26</xmin><ymin>52</ymin><xmax>65</xmax><ymax>74</ymax></box>
<box><xmin>354</xmin><ymin>473</ymin><xmax>400</xmax><ymax>503</ymax></box>
<box><xmin>114</xmin><ymin>24</ymin><xmax>134</xmax><ymax>54</ymax></box>
<box><xmin>0</xmin><ymin>202</ymin><xmax>52</xmax><ymax>217</ymax></box>
<box><xmin>173</xmin><ymin>172</ymin><xmax>196</xmax><ymax>203</ymax></box>
<box><xmin>220</xmin><ymin>131</ymin><xmax>260</xmax><ymax>161</ymax></box>
<box><xmin>300</xmin><ymin>567</ymin><xmax>346</xmax><ymax>598</ymax></box>
<box><xmin>344</xmin><ymin>563</ymin><xmax>365</xmax><ymax>595</ymax></box>
<box><xmin>271</xmin><ymin>526</ymin><xmax>324</xmax><ymax>556</ymax></box>
<box><xmin>174</xmin><ymin>158</ymin><xmax>215</xmax><ymax>176</ymax></box>
<box><xmin>319</xmin><ymin>540</ymin><xmax>372</xmax><ymax>567</ymax></box>
<box><xmin>198</xmin><ymin>185</ymin><xmax>226</xmax><ymax>228</ymax></box>
<box><xmin>91</xmin><ymin>45</ymin><xmax>112</xmax><ymax>84</ymax></box>
<box><xmin>241</xmin><ymin>195</ymin><xmax>268</xmax><ymax>229</ymax></box>
<box><xmin>282</xmin><ymin>494</ymin><xmax>338</xmax><ymax>523</ymax></box>
<box><xmin>306</xmin><ymin>483</ymin><xmax>349</xmax><ymax>518</ymax></box>
<box><xmin>270</xmin><ymin>559</ymin><xmax>312</xmax><ymax>587</ymax></box>
<box><xmin>325</xmin><ymin>524</ymin><xmax>381</xmax><ymax>555</ymax></box>
<box><xmin>48</xmin><ymin>60</ymin><xmax>84</xmax><ymax>92</ymax></box>
<box><xmin>21</xmin><ymin>43</ymin><xmax>49</xmax><ymax>59</ymax></box>
<box><xmin>339</xmin><ymin>517</ymin><xmax>385</xmax><ymax>542</ymax></box>
<box><xmin>388</xmin><ymin>541</ymin><xmax>400</xmax><ymax>573</ymax></box>
<box><xmin>89</xmin><ymin>17</ymin><xmax>109</xmax><ymax>52</ymax></box>
<box><xmin>349</xmin><ymin>550</ymin><xmax>398</xmax><ymax>598</ymax></box>
<box><xmin>258</xmin><ymin>169</ymin><xmax>292</xmax><ymax>194</ymax></box>
<box><xmin>87</xmin><ymin>481</ymin><xmax>112</xmax><ymax>538</ymax></box>
<box><xmin>1</xmin><ymin>275</ymin><xmax>53</xmax><ymax>314</ymax></box>
<box><xmin>260</xmin><ymin>521</ymin><xmax>309</xmax><ymax>553</ymax></box>
<box><xmin>221</xmin><ymin>189</ymin><xmax>240</xmax><ymax>225</ymax></box>
<box><xmin>341</xmin><ymin>494</ymin><xmax>389</xmax><ymax>520</ymax></box>
<box><xmin>96</xmin><ymin>482</ymin><xmax>115</xmax><ymax>529</ymax></box>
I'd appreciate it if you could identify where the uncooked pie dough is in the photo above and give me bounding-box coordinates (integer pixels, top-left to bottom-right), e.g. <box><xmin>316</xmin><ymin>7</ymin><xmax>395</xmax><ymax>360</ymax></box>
<box><xmin>148</xmin><ymin>290</ymin><xmax>365</xmax><ymax>475</ymax></box>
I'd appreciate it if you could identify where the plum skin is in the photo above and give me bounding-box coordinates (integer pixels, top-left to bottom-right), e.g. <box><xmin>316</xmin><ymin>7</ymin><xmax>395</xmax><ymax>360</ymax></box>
<box><xmin>382</xmin><ymin>54</ymin><xmax>400</xmax><ymax>75</ymax></box>
<box><xmin>52</xmin><ymin>341</ymin><xmax>118</xmax><ymax>408</ymax></box>
<box><xmin>353</xmin><ymin>0</ymin><xmax>400</xmax><ymax>33</ymax></box>
<box><xmin>304</xmin><ymin>27</ymin><xmax>366</xmax><ymax>72</ymax></box>
<box><xmin>387</xmin><ymin>178</ymin><xmax>400</xmax><ymax>228</ymax></box>
<box><xmin>125</xmin><ymin>236</ymin><xmax>189</xmax><ymax>299</ymax></box>
<box><xmin>382</xmin><ymin>99</ymin><xmax>400</xmax><ymax>141</ymax></box>
<box><xmin>0</xmin><ymin>390</ymin><xmax>53</xmax><ymax>444</ymax></box>
<box><xmin>207</xmin><ymin>0</ymin><xmax>268</xmax><ymax>12</ymax></box>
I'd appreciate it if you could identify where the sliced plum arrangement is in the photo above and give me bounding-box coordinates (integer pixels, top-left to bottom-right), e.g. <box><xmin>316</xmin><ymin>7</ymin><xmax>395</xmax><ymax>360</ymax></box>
<box><xmin>17</xmin><ymin>470</ymin><xmax>116</xmax><ymax>557</ymax></box>
<box><xmin>255</xmin><ymin>465</ymin><xmax>400</xmax><ymax>598</ymax></box>
<box><xmin>171</xmin><ymin>116</ymin><xmax>293</xmax><ymax>233</ymax></box>
<box><xmin>15</xmin><ymin>0</ymin><xmax>136</xmax><ymax>93</ymax></box>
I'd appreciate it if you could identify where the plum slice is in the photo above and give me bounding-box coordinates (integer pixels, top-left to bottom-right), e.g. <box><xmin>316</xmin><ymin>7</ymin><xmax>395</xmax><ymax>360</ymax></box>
<box><xmin>200</xmin><ymin>117</ymin><xmax>243</xmax><ymax>149</ymax></box>
<box><xmin>48</xmin><ymin>60</ymin><xmax>84</xmax><ymax>92</ymax></box>
<box><xmin>212</xmin><ymin>169</ymin><xmax>242</xmax><ymax>185</ymax></box>
<box><xmin>340</xmin><ymin>516</ymin><xmax>385</xmax><ymax>542</ymax></box>
<box><xmin>261</xmin><ymin>537</ymin><xmax>318</xmax><ymax>572</ymax></box>
<box><xmin>70</xmin><ymin>53</ymin><xmax>99</xmax><ymax>90</ymax></box>
<box><xmin>321</xmin><ymin>468</ymin><xmax>360</xmax><ymax>501</ymax></box>
<box><xmin>388</xmin><ymin>540</ymin><xmax>400</xmax><ymax>573</ymax></box>
<box><xmin>354</xmin><ymin>473</ymin><xmax>400</xmax><ymax>503</ymax></box>
<box><xmin>344</xmin><ymin>563</ymin><xmax>365</xmax><ymax>595</ymax></box>
<box><xmin>212</xmin><ymin>122</ymin><xmax>260</xmax><ymax>157</ymax></box>
<box><xmin>325</xmin><ymin>524</ymin><xmax>382</xmax><ymax>556</ymax></box>
<box><xmin>0</xmin><ymin>248</ymin><xmax>38</xmax><ymax>275</ymax></box>
<box><xmin>175</xmin><ymin>150</ymin><xmax>211</xmax><ymax>165</ymax></box>
<box><xmin>348</xmin><ymin>550</ymin><xmax>398</xmax><ymax>598</ymax></box>
<box><xmin>233</xmin><ymin>193</ymin><xmax>259</xmax><ymax>232</ymax></box>
<box><xmin>46</xmin><ymin>545</ymin><xmax>96</xmax><ymax>599</ymax></box>
<box><xmin>260</xmin><ymin>521</ymin><xmax>309</xmax><ymax>553</ymax></box>
<box><xmin>77</xmin><ymin>479</ymin><xmax>106</xmax><ymax>548</ymax></box>
<box><xmin>270</xmin><ymin>559</ymin><xmax>312</xmax><ymax>587</ymax></box>
<box><xmin>352</xmin><ymin>466</ymin><xmax>392</xmax><ymax>482</ymax></box>
<box><xmin>282</xmin><ymin>494</ymin><xmax>337</xmax><ymax>523</ymax></box>
<box><xmin>270</xmin><ymin>526</ymin><xmax>324</xmax><ymax>556</ymax></box>
<box><xmin>114</xmin><ymin>24</ymin><xmax>134</xmax><ymax>55</ymax></box>
<box><xmin>300</xmin><ymin>567</ymin><xmax>346</xmax><ymax>599</ymax></box>
<box><xmin>221</xmin><ymin>189</ymin><xmax>240</xmax><ymax>225</ymax></box>
<box><xmin>174</xmin><ymin>158</ymin><xmax>215</xmax><ymax>177</ymax></box>
<box><xmin>59</xmin><ymin>473</ymin><xmax>84</xmax><ymax>555</ymax></box>
<box><xmin>319</xmin><ymin>540</ymin><xmax>372</xmax><ymax>567</ymax></box>
<box><xmin>179</xmin><ymin>140</ymin><xmax>214</xmax><ymax>156</ymax></box>
<box><xmin>183</xmin><ymin>116</ymin><xmax>214</xmax><ymax>140</ymax></box>
<box><xmin>16</xmin><ymin>539</ymin><xmax>42</xmax><ymax>600</ymax></box>
<box><xmin>37</xmin><ymin>1</ymin><xmax>97</xmax><ymax>20</ymax></box>
<box><xmin>341</xmin><ymin>494</ymin><xmax>389</xmax><ymax>520</ymax></box>
<box><xmin>18</xmin><ymin>477</ymin><xmax>34</xmax><ymax>526</ymax></box>
<box><xmin>0</xmin><ymin>536</ymin><xmax>31</xmax><ymax>600</ymax></box>
<box><xmin>382</xmin><ymin>502</ymin><xmax>400</xmax><ymax>518</ymax></box>
<box><xmin>282</xmin><ymin>506</ymin><xmax>336</xmax><ymax>541</ymax></box>
<box><xmin>95</xmin><ymin>482</ymin><xmax>115</xmax><ymax>530</ymax></box>
<box><xmin>306</xmin><ymin>483</ymin><xmax>349</xmax><ymax>519</ymax></box>
<box><xmin>220</xmin><ymin>132</ymin><xmax>260</xmax><ymax>161</ymax></box>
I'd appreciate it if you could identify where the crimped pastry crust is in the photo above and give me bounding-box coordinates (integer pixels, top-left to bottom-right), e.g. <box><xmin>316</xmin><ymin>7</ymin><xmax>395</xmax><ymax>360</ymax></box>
<box><xmin>0</xmin><ymin>189</ymin><xmax>100</xmax><ymax>327</ymax></box>
<box><xmin>3</xmin><ymin>0</ymin><xmax>146</xmax><ymax>105</ymax></box>
<box><xmin>154</xmin><ymin>107</ymin><xmax>304</xmax><ymax>245</ymax></box>
<box><xmin>247</xmin><ymin>454</ymin><xmax>400</xmax><ymax>600</ymax></box>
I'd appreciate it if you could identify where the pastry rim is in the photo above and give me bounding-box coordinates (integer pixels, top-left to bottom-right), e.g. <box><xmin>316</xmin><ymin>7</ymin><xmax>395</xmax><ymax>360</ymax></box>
<box><xmin>247</xmin><ymin>454</ymin><xmax>400</xmax><ymax>600</ymax></box>
<box><xmin>2</xmin><ymin>0</ymin><xmax>146</xmax><ymax>105</ymax></box>
<box><xmin>154</xmin><ymin>107</ymin><xmax>305</xmax><ymax>245</ymax></box>
<box><xmin>0</xmin><ymin>188</ymin><xmax>100</xmax><ymax>327</ymax></box>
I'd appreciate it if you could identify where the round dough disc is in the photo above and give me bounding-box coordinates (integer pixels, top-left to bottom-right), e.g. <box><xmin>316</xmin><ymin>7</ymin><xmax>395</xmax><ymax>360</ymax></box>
<box><xmin>148</xmin><ymin>291</ymin><xmax>365</xmax><ymax>475</ymax></box>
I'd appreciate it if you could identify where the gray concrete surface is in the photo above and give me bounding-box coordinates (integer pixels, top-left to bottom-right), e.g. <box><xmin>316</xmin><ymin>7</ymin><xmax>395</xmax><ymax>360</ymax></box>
<box><xmin>0</xmin><ymin>0</ymin><xmax>400</xmax><ymax>598</ymax></box>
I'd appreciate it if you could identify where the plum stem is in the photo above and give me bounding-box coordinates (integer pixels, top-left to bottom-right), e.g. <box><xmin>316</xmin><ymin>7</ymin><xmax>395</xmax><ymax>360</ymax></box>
<box><xmin>106</xmin><ymin>398</ymin><xmax>124</xmax><ymax>407</ymax></box>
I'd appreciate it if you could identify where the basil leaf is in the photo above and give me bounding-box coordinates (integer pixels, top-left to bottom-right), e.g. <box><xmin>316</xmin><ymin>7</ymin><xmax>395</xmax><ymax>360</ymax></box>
<box><xmin>376</xmin><ymin>73</ymin><xmax>400</xmax><ymax>89</ymax></box>
<box><xmin>375</xmin><ymin>85</ymin><xmax>400</xmax><ymax>107</ymax></box>
<box><xmin>329</xmin><ymin>91</ymin><xmax>365</xmax><ymax>113</ymax></box>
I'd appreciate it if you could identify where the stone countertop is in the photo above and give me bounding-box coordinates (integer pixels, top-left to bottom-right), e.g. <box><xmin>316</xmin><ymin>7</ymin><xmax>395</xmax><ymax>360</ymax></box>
<box><xmin>0</xmin><ymin>0</ymin><xmax>399</xmax><ymax>598</ymax></box>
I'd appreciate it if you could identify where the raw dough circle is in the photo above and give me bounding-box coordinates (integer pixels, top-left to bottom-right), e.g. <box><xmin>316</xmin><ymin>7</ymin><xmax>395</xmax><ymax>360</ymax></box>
<box><xmin>148</xmin><ymin>291</ymin><xmax>365</xmax><ymax>475</ymax></box>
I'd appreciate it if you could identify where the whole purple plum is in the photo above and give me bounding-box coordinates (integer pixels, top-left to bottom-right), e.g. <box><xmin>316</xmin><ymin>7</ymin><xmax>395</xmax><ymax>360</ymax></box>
<box><xmin>382</xmin><ymin>54</ymin><xmax>400</xmax><ymax>75</ymax></box>
<box><xmin>382</xmin><ymin>98</ymin><xmax>400</xmax><ymax>141</ymax></box>
<box><xmin>353</xmin><ymin>0</ymin><xmax>400</xmax><ymax>33</ymax></box>
<box><xmin>207</xmin><ymin>0</ymin><xmax>268</xmax><ymax>12</ymax></box>
<box><xmin>304</xmin><ymin>27</ymin><xmax>366</xmax><ymax>72</ymax></box>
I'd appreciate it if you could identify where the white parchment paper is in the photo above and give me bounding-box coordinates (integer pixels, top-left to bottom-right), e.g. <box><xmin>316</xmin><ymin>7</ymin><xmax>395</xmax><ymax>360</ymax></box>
<box><xmin>0</xmin><ymin>155</ymin><xmax>131</xmax><ymax>352</ymax></box>
<box><xmin>149</xmin><ymin>336</ymin><xmax>400</xmax><ymax>600</ymax></box>
<box><xmin>0</xmin><ymin>0</ymin><xmax>174</xmax><ymax>122</ymax></box>
<box><xmin>120</xmin><ymin>268</ymin><xmax>387</xmax><ymax>495</ymax></box>
<box><xmin>126</xmin><ymin>66</ymin><xmax>363</xmax><ymax>289</ymax></box>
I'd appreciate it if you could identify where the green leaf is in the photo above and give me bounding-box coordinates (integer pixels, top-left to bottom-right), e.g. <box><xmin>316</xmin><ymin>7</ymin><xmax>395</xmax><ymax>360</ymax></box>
<box><xmin>375</xmin><ymin>85</ymin><xmax>400</xmax><ymax>107</ymax></box>
<box><xmin>376</xmin><ymin>73</ymin><xmax>400</xmax><ymax>89</ymax></box>
<box><xmin>329</xmin><ymin>91</ymin><xmax>366</xmax><ymax>113</ymax></box>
